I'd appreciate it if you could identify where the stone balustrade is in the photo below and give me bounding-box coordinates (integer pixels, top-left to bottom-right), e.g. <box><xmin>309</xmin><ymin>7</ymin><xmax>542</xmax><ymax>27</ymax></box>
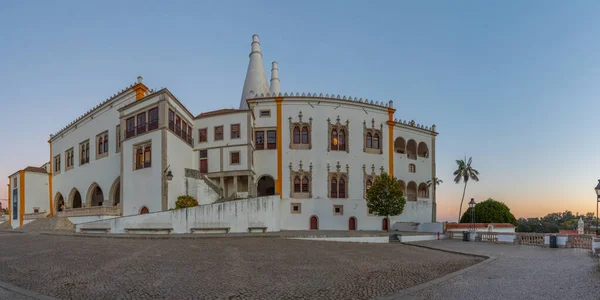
<box><xmin>56</xmin><ymin>206</ymin><xmax>122</xmax><ymax>218</ymax></box>
<box><xmin>23</xmin><ymin>211</ymin><xmax>49</xmax><ymax>220</ymax></box>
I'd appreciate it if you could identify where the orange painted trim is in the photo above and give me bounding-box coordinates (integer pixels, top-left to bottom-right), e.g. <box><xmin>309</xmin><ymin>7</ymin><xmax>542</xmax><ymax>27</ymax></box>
<box><xmin>275</xmin><ymin>97</ymin><xmax>284</xmax><ymax>199</ymax></box>
<box><xmin>19</xmin><ymin>171</ymin><xmax>24</xmax><ymax>227</ymax></box>
<box><xmin>7</xmin><ymin>183</ymin><xmax>10</xmax><ymax>226</ymax></box>
<box><xmin>48</xmin><ymin>141</ymin><xmax>53</xmax><ymax>216</ymax></box>
<box><xmin>132</xmin><ymin>83</ymin><xmax>149</xmax><ymax>101</ymax></box>
<box><xmin>387</xmin><ymin>108</ymin><xmax>396</xmax><ymax>177</ymax></box>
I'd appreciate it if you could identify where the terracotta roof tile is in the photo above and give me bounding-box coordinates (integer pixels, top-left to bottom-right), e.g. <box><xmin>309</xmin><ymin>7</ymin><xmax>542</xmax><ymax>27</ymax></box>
<box><xmin>195</xmin><ymin>109</ymin><xmax>241</xmax><ymax>118</ymax></box>
<box><xmin>446</xmin><ymin>223</ymin><xmax>515</xmax><ymax>229</ymax></box>
<box><xmin>22</xmin><ymin>166</ymin><xmax>47</xmax><ymax>174</ymax></box>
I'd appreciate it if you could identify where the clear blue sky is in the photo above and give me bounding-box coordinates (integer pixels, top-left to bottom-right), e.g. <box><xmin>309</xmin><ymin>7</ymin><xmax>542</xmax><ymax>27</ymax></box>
<box><xmin>2</xmin><ymin>1</ymin><xmax>600</xmax><ymax>220</ymax></box>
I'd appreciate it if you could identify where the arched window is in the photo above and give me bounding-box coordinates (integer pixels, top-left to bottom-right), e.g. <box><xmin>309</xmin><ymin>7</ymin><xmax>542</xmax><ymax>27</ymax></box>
<box><xmin>98</xmin><ymin>137</ymin><xmax>104</xmax><ymax>154</ymax></box>
<box><xmin>407</xmin><ymin>139</ymin><xmax>417</xmax><ymax>159</ymax></box>
<box><xmin>339</xmin><ymin>178</ymin><xmax>346</xmax><ymax>198</ymax></box>
<box><xmin>104</xmin><ymin>134</ymin><xmax>108</xmax><ymax>153</ymax></box>
<box><xmin>331</xmin><ymin>129</ymin><xmax>338</xmax><ymax>150</ymax></box>
<box><xmin>144</xmin><ymin>146</ymin><xmax>151</xmax><ymax>167</ymax></box>
<box><xmin>301</xmin><ymin>127</ymin><xmax>309</xmax><ymax>144</ymax></box>
<box><xmin>366</xmin><ymin>133</ymin><xmax>372</xmax><ymax>148</ymax></box>
<box><xmin>394</xmin><ymin>137</ymin><xmax>406</xmax><ymax>154</ymax></box>
<box><xmin>302</xmin><ymin>176</ymin><xmax>309</xmax><ymax>192</ymax></box>
<box><xmin>85</xmin><ymin>144</ymin><xmax>89</xmax><ymax>161</ymax></box>
<box><xmin>418</xmin><ymin>142</ymin><xmax>429</xmax><ymax>158</ymax></box>
<box><xmin>294</xmin><ymin>177</ymin><xmax>301</xmax><ymax>193</ymax></box>
<box><xmin>330</xmin><ymin>178</ymin><xmax>338</xmax><ymax>198</ymax></box>
<box><xmin>339</xmin><ymin>129</ymin><xmax>346</xmax><ymax>151</ymax></box>
<box><xmin>136</xmin><ymin>148</ymin><xmax>143</xmax><ymax>169</ymax></box>
<box><xmin>293</xmin><ymin>126</ymin><xmax>300</xmax><ymax>144</ymax></box>
<box><xmin>373</xmin><ymin>133</ymin><xmax>380</xmax><ymax>149</ymax></box>
<box><xmin>81</xmin><ymin>147</ymin><xmax>86</xmax><ymax>164</ymax></box>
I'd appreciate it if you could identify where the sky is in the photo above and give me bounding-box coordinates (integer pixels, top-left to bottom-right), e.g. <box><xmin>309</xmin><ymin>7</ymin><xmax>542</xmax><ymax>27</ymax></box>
<box><xmin>2</xmin><ymin>1</ymin><xmax>600</xmax><ymax>221</ymax></box>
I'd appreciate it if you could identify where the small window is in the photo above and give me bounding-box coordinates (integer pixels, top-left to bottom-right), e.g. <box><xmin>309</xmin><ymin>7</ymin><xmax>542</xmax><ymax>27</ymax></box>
<box><xmin>126</xmin><ymin>117</ymin><xmax>135</xmax><ymax>138</ymax></box>
<box><xmin>135</xmin><ymin>142</ymin><xmax>152</xmax><ymax>170</ymax></box>
<box><xmin>333</xmin><ymin>205</ymin><xmax>344</xmax><ymax>216</ymax></box>
<box><xmin>231</xmin><ymin>124</ymin><xmax>240</xmax><ymax>139</ymax></box>
<box><xmin>214</xmin><ymin>126</ymin><xmax>223</xmax><ymax>141</ymax></box>
<box><xmin>267</xmin><ymin>130</ymin><xmax>276</xmax><ymax>149</ymax></box>
<box><xmin>409</xmin><ymin>164</ymin><xmax>416</xmax><ymax>173</ymax></box>
<box><xmin>260</xmin><ymin>110</ymin><xmax>271</xmax><ymax>117</ymax></box>
<box><xmin>80</xmin><ymin>140</ymin><xmax>90</xmax><ymax>165</ymax></box>
<box><xmin>199</xmin><ymin>150</ymin><xmax>208</xmax><ymax>158</ymax></box>
<box><xmin>301</xmin><ymin>127</ymin><xmax>309</xmax><ymax>144</ymax></box>
<box><xmin>293</xmin><ymin>177</ymin><xmax>301</xmax><ymax>193</ymax></box>
<box><xmin>255</xmin><ymin>131</ymin><xmax>265</xmax><ymax>150</ymax></box>
<box><xmin>137</xmin><ymin>112</ymin><xmax>147</xmax><ymax>134</ymax></box>
<box><xmin>13</xmin><ymin>177</ymin><xmax>17</xmax><ymax>187</ymax></box>
<box><xmin>33</xmin><ymin>207</ymin><xmax>39</xmax><ymax>213</ymax></box>
<box><xmin>168</xmin><ymin>109</ymin><xmax>175</xmax><ymax>130</ymax></box>
<box><xmin>293</xmin><ymin>126</ymin><xmax>300</xmax><ymax>144</ymax></box>
<box><xmin>230</xmin><ymin>152</ymin><xmax>240</xmax><ymax>165</ymax></box>
<box><xmin>302</xmin><ymin>176</ymin><xmax>309</xmax><ymax>193</ymax></box>
<box><xmin>198</xmin><ymin>128</ymin><xmax>207</xmax><ymax>143</ymax></box>
<box><xmin>148</xmin><ymin>107</ymin><xmax>159</xmax><ymax>130</ymax></box>
<box><xmin>291</xmin><ymin>203</ymin><xmax>301</xmax><ymax>214</ymax></box>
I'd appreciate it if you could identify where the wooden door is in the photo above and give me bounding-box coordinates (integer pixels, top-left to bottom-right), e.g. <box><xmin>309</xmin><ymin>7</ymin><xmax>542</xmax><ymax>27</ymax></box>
<box><xmin>310</xmin><ymin>216</ymin><xmax>318</xmax><ymax>230</ymax></box>
<box><xmin>349</xmin><ymin>217</ymin><xmax>356</xmax><ymax>230</ymax></box>
<box><xmin>382</xmin><ymin>218</ymin><xmax>389</xmax><ymax>231</ymax></box>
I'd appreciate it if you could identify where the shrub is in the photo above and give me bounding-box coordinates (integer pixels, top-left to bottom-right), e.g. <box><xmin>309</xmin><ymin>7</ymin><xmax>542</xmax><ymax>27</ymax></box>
<box><xmin>175</xmin><ymin>195</ymin><xmax>199</xmax><ymax>209</ymax></box>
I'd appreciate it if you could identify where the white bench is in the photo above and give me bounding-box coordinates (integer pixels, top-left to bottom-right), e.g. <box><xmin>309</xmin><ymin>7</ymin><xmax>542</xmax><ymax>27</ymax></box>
<box><xmin>124</xmin><ymin>228</ymin><xmax>173</xmax><ymax>235</ymax></box>
<box><xmin>191</xmin><ymin>227</ymin><xmax>231</xmax><ymax>234</ymax></box>
<box><xmin>80</xmin><ymin>227</ymin><xmax>111</xmax><ymax>234</ymax></box>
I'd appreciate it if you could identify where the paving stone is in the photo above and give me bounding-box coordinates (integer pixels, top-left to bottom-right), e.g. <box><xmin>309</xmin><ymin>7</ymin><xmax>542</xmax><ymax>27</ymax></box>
<box><xmin>0</xmin><ymin>232</ymin><xmax>480</xmax><ymax>300</ymax></box>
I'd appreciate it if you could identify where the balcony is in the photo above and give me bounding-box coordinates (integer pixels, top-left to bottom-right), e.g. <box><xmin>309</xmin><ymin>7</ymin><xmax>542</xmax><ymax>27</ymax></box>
<box><xmin>136</xmin><ymin>124</ymin><xmax>147</xmax><ymax>135</ymax></box>
<box><xmin>169</xmin><ymin>124</ymin><xmax>194</xmax><ymax>146</ymax></box>
<box><xmin>55</xmin><ymin>206</ymin><xmax>122</xmax><ymax>217</ymax></box>
<box><xmin>23</xmin><ymin>211</ymin><xmax>48</xmax><ymax>220</ymax></box>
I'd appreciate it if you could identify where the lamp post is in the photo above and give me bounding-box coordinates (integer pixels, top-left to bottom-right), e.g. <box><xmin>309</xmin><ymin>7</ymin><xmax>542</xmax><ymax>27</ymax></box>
<box><xmin>469</xmin><ymin>198</ymin><xmax>476</xmax><ymax>232</ymax></box>
<box><xmin>595</xmin><ymin>180</ymin><xmax>600</xmax><ymax>235</ymax></box>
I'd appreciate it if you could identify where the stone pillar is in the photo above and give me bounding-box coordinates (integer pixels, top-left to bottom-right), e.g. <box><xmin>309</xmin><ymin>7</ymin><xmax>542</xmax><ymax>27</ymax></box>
<box><xmin>233</xmin><ymin>176</ymin><xmax>238</xmax><ymax>196</ymax></box>
<box><xmin>220</xmin><ymin>176</ymin><xmax>225</xmax><ymax>197</ymax></box>
<box><xmin>248</xmin><ymin>175</ymin><xmax>255</xmax><ymax>197</ymax></box>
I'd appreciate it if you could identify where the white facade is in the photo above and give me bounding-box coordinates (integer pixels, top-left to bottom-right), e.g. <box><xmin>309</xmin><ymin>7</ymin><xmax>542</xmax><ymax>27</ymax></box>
<box><xmin>7</xmin><ymin>168</ymin><xmax>50</xmax><ymax>228</ymax></box>
<box><xmin>12</xmin><ymin>35</ymin><xmax>439</xmax><ymax>232</ymax></box>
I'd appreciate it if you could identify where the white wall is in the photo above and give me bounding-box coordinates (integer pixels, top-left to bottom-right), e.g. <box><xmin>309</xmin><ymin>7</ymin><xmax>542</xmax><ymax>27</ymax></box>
<box><xmin>8</xmin><ymin>173</ymin><xmax>19</xmax><ymax>228</ymax></box>
<box><xmin>166</xmin><ymin>133</ymin><xmax>194</xmax><ymax>209</ymax></box>
<box><xmin>68</xmin><ymin>215</ymin><xmax>119</xmax><ymax>225</ymax></box>
<box><xmin>122</xmin><ymin>130</ymin><xmax>163</xmax><ymax>215</ymax></box>
<box><xmin>51</xmin><ymin>91</ymin><xmax>135</xmax><ymax>209</ymax></box>
<box><xmin>76</xmin><ymin>196</ymin><xmax>280</xmax><ymax>234</ymax></box>
<box><xmin>186</xmin><ymin>177</ymin><xmax>220</xmax><ymax>205</ymax></box>
<box><xmin>24</xmin><ymin>172</ymin><xmax>49</xmax><ymax>214</ymax></box>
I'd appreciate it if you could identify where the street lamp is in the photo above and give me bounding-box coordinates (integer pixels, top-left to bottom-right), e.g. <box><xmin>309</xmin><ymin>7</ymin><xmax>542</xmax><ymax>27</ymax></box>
<box><xmin>469</xmin><ymin>198</ymin><xmax>476</xmax><ymax>232</ymax></box>
<box><xmin>164</xmin><ymin>166</ymin><xmax>173</xmax><ymax>181</ymax></box>
<box><xmin>594</xmin><ymin>180</ymin><xmax>600</xmax><ymax>235</ymax></box>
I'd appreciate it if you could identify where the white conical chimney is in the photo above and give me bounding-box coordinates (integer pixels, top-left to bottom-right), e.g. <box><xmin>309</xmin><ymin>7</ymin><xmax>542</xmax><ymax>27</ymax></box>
<box><xmin>239</xmin><ymin>34</ymin><xmax>270</xmax><ymax>109</ymax></box>
<box><xmin>269</xmin><ymin>61</ymin><xmax>280</xmax><ymax>95</ymax></box>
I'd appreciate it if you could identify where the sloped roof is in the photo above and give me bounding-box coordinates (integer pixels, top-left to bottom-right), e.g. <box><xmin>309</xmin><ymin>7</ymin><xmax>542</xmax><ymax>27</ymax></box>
<box><xmin>195</xmin><ymin>109</ymin><xmax>244</xmax><ymax>118</ymax></box>
<box><xmin>23</xmin><ymin>167</ymin><xmax>47</xmax><ymax>174</ymax></box>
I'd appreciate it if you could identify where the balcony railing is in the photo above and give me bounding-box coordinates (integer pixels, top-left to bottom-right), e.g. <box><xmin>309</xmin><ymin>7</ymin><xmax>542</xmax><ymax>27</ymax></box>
<box><xmin>55</xmin><ymin>206</ymin><xmax>122</xmax><ymax>217</ymax></box>
<box><xmin>168</xmin><ymin>123</ymin><xmax>194</xmax><ymax>146</ymax></box>
<box><xmin>148</xmin><ymin>119</ymin><xmax>158</xmax><ymax>130</ymax></box>
<box><xmin>126</xmin><ymin>128</ymin><xmax>135</xmax><ymax>138</ymax></box>
<box><xmin>136</xmin><ymin>124</ymin><xmax>147</xmax><ymax>135</ymax></box>
<box><xmin>23</xmin><ymin>211</ymin><xmax>48</xmax><ymax>220</ymax></box>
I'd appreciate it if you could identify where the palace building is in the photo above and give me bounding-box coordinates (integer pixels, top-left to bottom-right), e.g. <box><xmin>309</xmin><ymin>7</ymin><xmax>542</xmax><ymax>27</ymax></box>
<box><xmin>7</xmin><ymin>35</ymin><xmax>439</xmax><ymax>232</ymax></box>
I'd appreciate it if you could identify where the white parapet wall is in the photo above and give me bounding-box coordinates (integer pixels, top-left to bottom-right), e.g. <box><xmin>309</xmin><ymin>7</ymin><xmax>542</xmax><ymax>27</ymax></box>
<box><xmin>76</xmin><ymin>196</ymin><xmax>280</xmax><ymax>234</ymax></box>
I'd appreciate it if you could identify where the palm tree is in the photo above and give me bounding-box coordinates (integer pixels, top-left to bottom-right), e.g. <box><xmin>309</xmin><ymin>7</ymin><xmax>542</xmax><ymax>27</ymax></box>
<box><xmin>453</xmin><ymin>156</ymin><xmax>480</xmax><ymax>222</ymax></box>
<box><xmin>427</xmin><ymin>177</ymin><xmax>443</xmax><ymax>188</ymax></box>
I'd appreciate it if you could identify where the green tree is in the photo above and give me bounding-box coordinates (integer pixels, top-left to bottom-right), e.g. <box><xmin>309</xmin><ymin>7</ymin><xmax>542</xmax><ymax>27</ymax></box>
<box><xmin>459</xmin><ymin>198</ymin><xmax>517</xmax><ymax>226</ymax></box>
<box><xmin>453</xmin><ymin>156</ymin><xmax>480</xmax><ymax>222</ymax></box>
<box><xmin>366</xmin><ymin>172</ymin><xmax>406</xmax><ymax>231</ymax></box>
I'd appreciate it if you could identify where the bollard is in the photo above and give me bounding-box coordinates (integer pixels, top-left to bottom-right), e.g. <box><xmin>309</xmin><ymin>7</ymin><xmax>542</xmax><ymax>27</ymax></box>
<box><xmin>437</xmin><ymin>231</ymin><xmax>440</xmax><ymax>240</ymax></box>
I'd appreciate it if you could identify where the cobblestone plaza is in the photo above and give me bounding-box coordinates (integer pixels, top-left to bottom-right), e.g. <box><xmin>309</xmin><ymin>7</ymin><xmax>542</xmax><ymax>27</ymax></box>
<box><xmin>0</xmin><ymin>232</ymin><xmax>480</xmax><ymax>299</ymax></box>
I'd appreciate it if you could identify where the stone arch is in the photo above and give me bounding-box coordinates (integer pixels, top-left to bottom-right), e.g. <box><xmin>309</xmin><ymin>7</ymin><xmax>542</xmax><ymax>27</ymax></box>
<box><xmin>109</xmin><ymin>177</ymin><xmax>121</xmax><ymax>207</ymax></box>
<box><xmin>407</xmin><ymin>139</ymin><xmax>417</xmax><ymax>159</ymax></box>
<box><xmin>349</xmin><ymin>217</ymin><xmax>357</xmax><ymax>230</ymax></box>
<box><xmin>398</xmin><ymin>180</ymin><xmax>406</xmax><ymax>196</ymax></box>
<box><xmin>85</xmin><ymin>182</ymin><xmax>105</xmax><ymax>207</ymax></box>
<box><xmin>309</xmin><ymin>215</ymin><xmax>319</xmax><ymax>230</ymax></box>
<box><xmin>418</xmin><ymin>182</ymin><xmax>429</xmax><ymax>198</ymax></box>
<box><xmin>257</xmin><ymin>175</ymin><xmax>276</xmax><ymax>196</ymax></box>
<box><xmin>394</xmin><ymin>137</ymin><xmax>406</xmax><ymax>154</ymax></box>
<box><xmin>68</xmin><ymin>188</ymin><xmax>82</xmax><ymax>208</ymax></box>
<box><xmin>407</xmin><ymin>181</ymin><xmax>417</xmax><ymax>201</ymax></box>
<box><xmin>54</xmin><ymin>192</ymin><xmax>65</xmax><ymax>212</ymax></box>
<box><xmin>418</xmin><ymin>142</ymin><xmax>429</xmax><ymax>158</ymax></box>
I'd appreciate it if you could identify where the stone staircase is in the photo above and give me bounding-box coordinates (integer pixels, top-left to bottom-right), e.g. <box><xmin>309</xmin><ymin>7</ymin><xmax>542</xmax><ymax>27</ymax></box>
<box><xmin>17</xmin><ymin>217</ymin><xmax>75</xmax><ymax>232</ymax></box>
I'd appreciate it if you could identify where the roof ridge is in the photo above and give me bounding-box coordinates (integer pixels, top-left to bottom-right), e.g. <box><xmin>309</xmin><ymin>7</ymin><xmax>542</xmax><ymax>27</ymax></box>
<box><xmin>249</xmin><ymin>92</ymin><xmax>394</xmax><ymax>109</ymax></box>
